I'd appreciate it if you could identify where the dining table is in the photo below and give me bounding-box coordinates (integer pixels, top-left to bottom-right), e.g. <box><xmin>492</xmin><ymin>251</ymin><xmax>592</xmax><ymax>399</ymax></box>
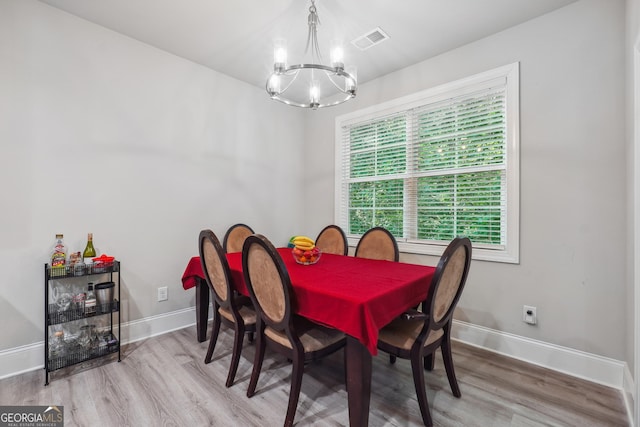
<box><xmin>182</xmin><ymin>248</ymin><xmax>436</xmax><ymax>427</ymax></box>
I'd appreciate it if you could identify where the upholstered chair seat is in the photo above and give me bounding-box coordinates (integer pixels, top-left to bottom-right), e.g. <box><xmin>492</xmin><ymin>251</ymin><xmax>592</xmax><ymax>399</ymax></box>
<box><xmin>264</xmin><ymin>316</ymin><xmax>345</xmax><ymax>351</ymax></box>
<box><xmin>377</xmin><ymin>317</ymin><xmax>444</xmax><ymax>351</ymax></box>
<box><xmin>218</xmin><ymin>303</ymin><xmax>257</xmax><ymax>325</ymax></box>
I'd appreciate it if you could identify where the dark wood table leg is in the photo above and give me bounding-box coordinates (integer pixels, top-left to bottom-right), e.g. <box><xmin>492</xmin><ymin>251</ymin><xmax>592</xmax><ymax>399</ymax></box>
<box><xmin>195</xmin><ymin>278</ymin><xmax>209</xmax><ymax>343</ymax></box>
<box><xmin>346</xmin><ymin>335</ymin><xmax>371</xmax><ymax>427</ymax></box>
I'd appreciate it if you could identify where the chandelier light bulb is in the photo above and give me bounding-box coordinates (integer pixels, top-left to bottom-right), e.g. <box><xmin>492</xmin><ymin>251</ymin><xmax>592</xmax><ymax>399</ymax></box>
<box><xmin>267</xmin><ymin>74</ymin><xmax>281</xmax><ymax>96</ymax></box>
<box><xmin>310</xmin><ymin>82</ymin><xmax>320</xmax><ymax>109</ymax></box>
<box><xmin>345</xmin><ymin>66</ymin><xmax>357</xmax><ymax>93</ymax></box>
<box><xmin>330</xmin><ymin>42</ymin><xmax>344</xmax><ymax>70</ymax></box>
<box><xmin>273</xmin><ymin>40</ymin><xmax>287</xmax><ymax>72</ymax></box>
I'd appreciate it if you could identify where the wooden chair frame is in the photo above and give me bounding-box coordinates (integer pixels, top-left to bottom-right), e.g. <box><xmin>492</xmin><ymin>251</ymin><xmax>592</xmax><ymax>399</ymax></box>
<box><xmin>242</xmin><ymin>234</ymin><xmax>346</xmax><ymax>427</ymax></box>
<box><xmin>377</xmin><ymin>237</ymin><xmax>472</xmax><ymax>426</ymax></box>
<box><xmin>199</xmin><ymin>229</ymin><xmax>256</xmax><ymax>387</ymax></box>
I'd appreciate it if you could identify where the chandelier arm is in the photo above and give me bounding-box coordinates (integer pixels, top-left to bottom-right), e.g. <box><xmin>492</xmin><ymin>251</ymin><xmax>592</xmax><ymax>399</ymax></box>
<box><xmin>325</xmin><ymin>70</ymin><xmax>348</xmax><ymax>93</ymax></box>
<box><xmin>267</xmin><ymin>64</ymin><xmax>357</xmax><ymax>107</ymax></box>
<box><xmin>305</xmin><ymin>25</ymin><xmax>313</xmax><ymax>56</ymax></box>
<box><xmin>276</xmin><ymin>69</ymin><xmax>301</xmax><ymax>95</ymax></box>
<box><xmin>271</xmin><ymin>92</ymin><xmax>355</xmax><ymax>109</ymax></box>
<box><xmin>266</xmin><ymin>68</ymin><xmax>300</xmax><ymax>97</ymax></box>
<box><xmin>314</xmin><ymin>33</ymin><xmax>322</xmax><ymax>62</ymax></box>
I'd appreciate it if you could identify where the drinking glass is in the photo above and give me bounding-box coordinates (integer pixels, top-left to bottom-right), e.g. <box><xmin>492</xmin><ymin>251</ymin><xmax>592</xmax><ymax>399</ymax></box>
<box><xmin>52</xmin><ymin>283</ymin><xmax>72</xmax><ymax>321</ymax></box>
<box><xmin>79</xmin><ymin>324</ymin><xmax>97</xmax><ymax>354</ymax></box>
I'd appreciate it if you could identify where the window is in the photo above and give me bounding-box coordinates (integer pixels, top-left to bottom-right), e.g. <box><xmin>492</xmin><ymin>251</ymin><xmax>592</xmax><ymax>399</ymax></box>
<box><xmin>335</xmin><ymin>63</ymin><xmax>519</xmax><ymax>263</ymax></box>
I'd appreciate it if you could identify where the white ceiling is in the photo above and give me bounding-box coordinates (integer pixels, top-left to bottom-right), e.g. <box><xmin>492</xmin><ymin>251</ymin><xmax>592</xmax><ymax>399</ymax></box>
<box><xmin>38</xmin><ymin>0</ymin><xmax>578</xmax><ymax>89</ymax></box>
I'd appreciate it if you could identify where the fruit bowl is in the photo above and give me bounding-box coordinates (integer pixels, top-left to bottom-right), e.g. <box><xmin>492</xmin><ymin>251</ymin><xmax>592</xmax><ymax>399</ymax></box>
<box><xmin>292</xmin><ymin>247</ymin><xmax>321</xmax><ymax>265</ymax></box>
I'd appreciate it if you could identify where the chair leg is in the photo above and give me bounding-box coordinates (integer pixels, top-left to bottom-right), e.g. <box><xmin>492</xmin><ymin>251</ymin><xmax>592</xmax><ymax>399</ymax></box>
<box><xmin>441</xmin><ymin>339</ymin><xmax>461</xmax><ymax>397</ymax></box>
<box><xmin>195</xmin><ymin>278</ymin><xmax>210</xmax><ymax>343</ymax></box>
<box><xmin>225</xmin><ymin>323</ymin><xmax>245</xmax><ymax>388</ymax></box>
<box><xmin>411</xmin><ymin>352</ymin><xmax>433</xmax><ymax>427</ymax></box>
<box><xmin>284</xmin><ymin>349</ymin><xmax>305</xmax><ymax>427</ymax></box>
<box><xmin>248</xmin><ymin>331</ymin><xmax>254</xmax><ymax>343</ymax></box>
<box><xmin>247</xmin><ymin>327</ymin><xmax>266</xmax><ymax>398</ymax></box>
<box><xmin>204</xmin><ymin>307</ymin><xmax>221</xmax><ymax>364</ymax></box>
<box><xmin>424</xmin><ymin>353</ymin><xmax>435</xmax><ymax>371</ymax></box>
<box><xmin>389</xmin><ymin>354</ymin><xmax>396</xmax><ymax>364</ymax></box>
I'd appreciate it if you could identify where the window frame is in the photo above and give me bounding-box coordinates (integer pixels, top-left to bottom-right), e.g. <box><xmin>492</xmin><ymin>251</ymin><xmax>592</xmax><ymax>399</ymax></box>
<box><xmin>334</xmin><ymin>62</ymin><xmax>520</xmax><ymax>263</ymax></box>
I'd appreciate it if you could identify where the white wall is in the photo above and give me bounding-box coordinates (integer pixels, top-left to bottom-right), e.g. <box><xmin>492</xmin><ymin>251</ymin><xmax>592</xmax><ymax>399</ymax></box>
<box><xmin>0</xmin><ymin>0</ymin><xmax>306</xmax><ymax>351</ymax></box>
<box><xmin>627</xmin><ymin>0</ymin><xmax>640</xmax><ymax>421</ymax></box>
<box><xmin>0</xmin><ymin>0</ymin><xmax>633</xmax><ymax>396</ymax></box>
<box><xmin>304</xmin><ymin>0</ymin><xmax>627</xmax><ymax>360</ymax></box>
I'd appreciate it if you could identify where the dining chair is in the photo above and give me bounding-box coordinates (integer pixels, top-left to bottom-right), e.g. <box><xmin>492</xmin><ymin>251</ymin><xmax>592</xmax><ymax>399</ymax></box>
<box><xmin>242</xmin><ymin>234</ymin><xmax>346</xmax><ymax>427</ymax></box>
<box><xmin>376</xmin><ymin>236</ymin><xmax>472</xmax><ymax>427</ymax></box>
<box><xmin>315</xmin><ymin>224</ymin><xmax>348</xmax><ymax>255</ymax></box>
<box><xmin>223</xmin><ymin>223</ymin><xmax>254</xmax><ymax>253</ymax></box>
<box><xmin>199</xmin><ymin>229</ymin><xmax>257</xmax><ymax>388</ymax></box>
<box><xmin>355</xmin><ymin>226</ymin><xmax>399</xmax><ymax>262</ymax></box>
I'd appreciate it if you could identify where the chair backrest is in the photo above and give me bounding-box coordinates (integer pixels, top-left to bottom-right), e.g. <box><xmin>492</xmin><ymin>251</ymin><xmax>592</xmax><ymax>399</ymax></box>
<box><xmin>425</xmin><ymin>237</ymin><xmax>472</xmax><ymax>329</ymax></box>
<box><xmin>354</xmin><ymin>227</ymin><xmax>399</xmax><ymax>262</ymax></box>
<box><xmin>223</xmin><ymin>223</ymin><xmax>254</xmax><ymax>253</ymax></box>
<box><xmin>242</xmin><ymin>234</ymin><xmax>293</xmax><ymax>332</ymax></box>
<box><xmin>199</xmin><ymin>229</ymin><xmax>234</xmax><ymax>308</ymax></box>
<box><xmin>315</xmin><ymin>225</ymin><xmax>348</xmax><ymax>256</ymax></box>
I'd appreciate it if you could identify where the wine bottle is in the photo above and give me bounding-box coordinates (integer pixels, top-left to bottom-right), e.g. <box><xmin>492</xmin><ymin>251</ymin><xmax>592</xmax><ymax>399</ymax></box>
<box><xmin>83</xmin><ymin>233</ymin><xmax>96</xmax><ymax>260</ymax></box>
<box><xmin>85</xmin><ymin>283</ymin><xmax>96</xmax><ymax>316</ymax></box>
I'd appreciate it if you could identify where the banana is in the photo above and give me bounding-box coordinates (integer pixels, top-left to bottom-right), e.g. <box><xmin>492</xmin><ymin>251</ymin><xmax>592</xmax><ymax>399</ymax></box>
<box><xmin>294</xmin><ymin>242</ymin><xmax>315</xmax><ymax>250</ymax></box>
<box><xmin>293</xmin><ymin>236</ymin><xmax>315</xmax><ymax>245</ymax></box>
<box><xmin>291</xmin><ymin>235</ymin><xmax>316</xmax><ymax>251</ymax></box>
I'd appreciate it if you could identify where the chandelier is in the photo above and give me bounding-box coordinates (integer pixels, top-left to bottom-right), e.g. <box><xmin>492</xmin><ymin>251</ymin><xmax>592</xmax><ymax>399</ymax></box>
<box><xmin>266</xmin><ymin>0</ymin><xmax>357</xmax><ymax>109</ymax></box>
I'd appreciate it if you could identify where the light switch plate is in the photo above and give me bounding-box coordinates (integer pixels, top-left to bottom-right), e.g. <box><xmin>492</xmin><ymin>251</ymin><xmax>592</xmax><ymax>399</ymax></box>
<box><xmin>158</xmin><ymin>286</ymin><xmax>168</xmax><ymax>302</ymax></box>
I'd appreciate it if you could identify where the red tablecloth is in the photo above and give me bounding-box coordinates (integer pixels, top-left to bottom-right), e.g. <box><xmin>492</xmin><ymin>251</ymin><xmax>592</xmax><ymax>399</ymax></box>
<box><xmin>182</xmin><ymin>248</ymin><xmax>435</xmax><ymax>355</ymax></box>
<box><xmin>182</xmin><ymin>256</ymin><xmax>203</xmax><ymax>290</ymax></box>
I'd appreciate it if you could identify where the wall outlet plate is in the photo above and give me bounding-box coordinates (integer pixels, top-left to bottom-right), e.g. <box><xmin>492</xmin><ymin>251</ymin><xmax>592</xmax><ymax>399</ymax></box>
<box><xmin>158</xmin><ymin>286</ymin><xmax>168</xmax><ymax>302</ymax></box>
<box><xmin>523</xmin><ymin>305</ymin><xmax>537</xmax><ymax>325</ymax></box>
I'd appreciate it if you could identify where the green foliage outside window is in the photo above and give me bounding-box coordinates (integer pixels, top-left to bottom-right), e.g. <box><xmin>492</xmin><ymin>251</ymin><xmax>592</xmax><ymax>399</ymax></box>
<box><xmin>345</xmin><ymin>91</ymin><xmax>506</xmax><ymax>246</ymax></box>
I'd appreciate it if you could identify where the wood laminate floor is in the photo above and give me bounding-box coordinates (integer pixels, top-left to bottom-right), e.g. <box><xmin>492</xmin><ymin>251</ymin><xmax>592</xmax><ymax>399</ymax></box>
<box><xmin>0</xmin><ymin>325</ymin><xmax>629</xmax><ymax>426</ymax></box>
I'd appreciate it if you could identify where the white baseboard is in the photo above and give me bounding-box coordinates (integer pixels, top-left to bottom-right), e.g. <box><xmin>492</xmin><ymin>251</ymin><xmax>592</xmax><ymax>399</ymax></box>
<box><xmin>122</xmin><ymin>307</ymin><xmax>199</xmax><ymax>344</ymax></box>
<box><xmin>0</xmin><ymin>309</ymin><xmax>634</xmax><ymax>408</ymax></box>
<box><xmin>451</xmin><ymin>319</ymin><xmax>629</xmax><ymax>389</ymax></box>
<box><xmin>451</xmin><ymin>321</ymin><xmax>635</xmax><ymax>426</ymax></box>
<box><xmin>0</xmin><ymin>307</ymin><xmax>203</xmax><ymax>381</ymax></box>
<box><xmin>623</xmin><ymin>363</ymin><xmax>636</xmax><ymax>427</ymax></box>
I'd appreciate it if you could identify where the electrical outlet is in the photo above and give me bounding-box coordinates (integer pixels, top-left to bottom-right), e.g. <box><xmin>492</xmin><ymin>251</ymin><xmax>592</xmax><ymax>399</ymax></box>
<box><xmin>523</xmin><ymin>305</ymin><xmax>537</xmax><ymax>325</ymax></box>
<box><xmin>158</xmin><ymin>286</ymin><xmax>168</xmax><ymax>302</ymax></box>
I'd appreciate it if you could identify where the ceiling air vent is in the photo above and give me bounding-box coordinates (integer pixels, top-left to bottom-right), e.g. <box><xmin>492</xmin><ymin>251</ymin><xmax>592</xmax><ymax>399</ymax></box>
<box><xmin>351</xmin><ymin>27</ymin><xmax>389</xmax><ymax>51</ymax></box>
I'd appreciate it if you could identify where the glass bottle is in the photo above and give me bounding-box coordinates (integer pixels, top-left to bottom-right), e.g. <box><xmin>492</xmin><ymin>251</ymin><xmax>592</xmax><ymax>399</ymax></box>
<box><xmin>51</xmin><ymin>234</ymin><xmax>68</xmax><ymax>277</ymax></box>
<box><xmin>85</xmin><ymin>283</ymin><xmax>96</xmax><ymax>316</ymax></box>
<box><xmin>83</xmin><ymin>233</ymin><xmax>96</xmax><ymax>261</ymax></box>
<box><xmin>73</xmin><ymin>252</ymin><xmax>86</xmax><ymax>276</ymax></box>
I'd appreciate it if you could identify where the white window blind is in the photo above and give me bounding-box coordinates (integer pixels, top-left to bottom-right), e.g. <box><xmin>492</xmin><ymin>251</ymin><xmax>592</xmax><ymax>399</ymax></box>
<box><xmin>336</xmin><ymin>63</ymin><xmax>519</xmax><ymax>263</ymax></box>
